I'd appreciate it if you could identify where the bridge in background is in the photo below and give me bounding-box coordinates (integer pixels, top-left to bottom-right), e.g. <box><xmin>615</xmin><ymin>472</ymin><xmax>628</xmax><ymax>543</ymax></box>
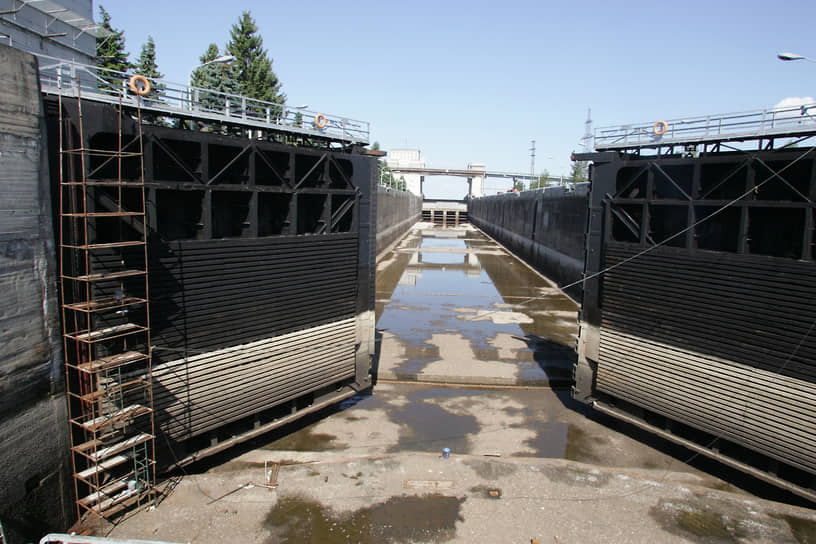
<box><xmin>388</xmin><ymin>164</ymin><xmax>573</xmax><ymax>198</ymax></box>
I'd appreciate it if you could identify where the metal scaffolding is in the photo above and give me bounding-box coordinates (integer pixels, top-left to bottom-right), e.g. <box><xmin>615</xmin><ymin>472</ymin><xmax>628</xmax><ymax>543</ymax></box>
<box><xmin>58</xmin><ymin>76</ymin><xmax>156</xmax><ymax>523</ymax></box>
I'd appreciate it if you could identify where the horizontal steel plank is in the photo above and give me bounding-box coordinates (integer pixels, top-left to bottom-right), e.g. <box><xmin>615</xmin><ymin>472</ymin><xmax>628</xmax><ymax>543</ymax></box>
<box><xmin>598</xmin><ymin>329</ymin><xmax>816</xmax><ymax>472</ymax></box>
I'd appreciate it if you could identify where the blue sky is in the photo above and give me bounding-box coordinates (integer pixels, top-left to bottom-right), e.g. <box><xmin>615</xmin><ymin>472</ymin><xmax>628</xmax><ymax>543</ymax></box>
<box><xmin>102</xmin><ymin>0</ymin><xmax>815</xmax><ymax>197</ymax></box>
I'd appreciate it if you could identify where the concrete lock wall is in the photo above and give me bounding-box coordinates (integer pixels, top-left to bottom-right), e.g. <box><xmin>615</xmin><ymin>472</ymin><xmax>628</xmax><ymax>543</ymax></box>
<box><xmin>375</xmin><ymin>186</ymin><xmax>422</xmax><ymax>257</ymax></box>
<box><xmin>0</xmin><ymin>45</ymin><xmax>73</xmax><ymax>539</ymax></box>
<box><xmin>468</xmin><ymin>184</ymin><xmax>589</xmax><ymax>297</ymax></box>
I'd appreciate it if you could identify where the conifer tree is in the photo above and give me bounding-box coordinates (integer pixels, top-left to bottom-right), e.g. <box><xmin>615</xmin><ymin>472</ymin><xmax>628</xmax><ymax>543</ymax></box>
<box><xmin>190</xmin><ymin>43</ymin><xmax>241</xmax><ymax>112</ymax></box>
<box><xmin>95</xmin><ymin>5</ymin><xmax>131</xmax><ymax>89</ymax></box>
<box><xmin>226</xmin><ymin>11</ymin><xmax>286</xmax><ymax>111</ymax></box>
<box><xmin>136</xmin><ymin>36</ymin><xmax>166</xmax><ymax>121</ymax></box>
<box><xmin>136</xmin><ymin>36</ymin><xmax>163</xmax><ymax>81</ymax></box>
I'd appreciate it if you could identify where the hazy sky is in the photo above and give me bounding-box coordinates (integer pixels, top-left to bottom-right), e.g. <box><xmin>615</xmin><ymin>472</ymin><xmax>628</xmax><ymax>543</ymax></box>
<box><xmin>102</xmin><ymin>0</ymin><xmax>815</xmax><ymax>197</ymax></box>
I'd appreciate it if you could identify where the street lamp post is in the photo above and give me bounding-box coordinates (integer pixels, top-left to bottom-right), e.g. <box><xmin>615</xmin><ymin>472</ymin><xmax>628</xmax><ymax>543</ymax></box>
<box><xmin>777</xmin><ymin>52</ymin><xmax>816</xmax><ymax>63</ymax></box>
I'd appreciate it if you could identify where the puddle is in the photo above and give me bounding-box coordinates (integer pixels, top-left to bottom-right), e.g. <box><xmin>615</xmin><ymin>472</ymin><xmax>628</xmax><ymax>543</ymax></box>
<box><xmin>388</xmin><ymin>388</ymin><xmax>480</xmax><ymax>453</ymax></box>
<box><xmin>264</xmin><ymin>494</ymin><xmax>465</xmax><ymax>543</ymax></box>
<box><xmin>376</xmin><ymin>225</ymin><xmax>578</xmax><ymax>379</ymax></box>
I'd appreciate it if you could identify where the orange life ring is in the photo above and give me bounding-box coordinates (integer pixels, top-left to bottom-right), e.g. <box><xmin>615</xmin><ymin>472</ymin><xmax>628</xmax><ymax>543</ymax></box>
<box><xmin>129</xmin><ymin>74</ymin><xmax>151</xmax><ymax>96</ymax></box>
<box><xmin>314</xmin><ymin>113</ymin><xmax>327</xmax><ymax>129</ymax></box>
<box><xmin>653</xmin><ymin>120</ymin><xmax>668</xmax><ymax>136</ymax></box>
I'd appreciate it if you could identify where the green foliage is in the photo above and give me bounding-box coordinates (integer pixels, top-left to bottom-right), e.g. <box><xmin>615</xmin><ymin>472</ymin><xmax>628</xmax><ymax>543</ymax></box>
<box><xmin>136</xmin><ymin>36</ymin><xmax>163</xmax><ymax>80</ymax></box>
<box><xmin>190</xmin><ymin>43</ymin><xmax>242</xmax><ymax>112</ymax></box>
<box><xmin>570</xmin><ymin>160</ymin><xmax>589</xmax><ymax>182</ymax></box>
<box><xmin>372</xmin><ymin>142</ymin><xmax>405</xmax><ymax>190</ymax></box>
<box><xmin>529</xmin><ymin>170</ymin><xmax>550</xmax><ymax>190</ymax></box>
<box><xmin>513</xmin><ymin>179</ymin><xmax>525</xmax><ymax>191</ymax></box>
<box><xmin>226</xmin><ymin>11</ymin><xmax>286</xmax><ymax>113</ymax></box>
<box><xmin>135</xmin><ymin>36</ymin><xmax>166</xmax><ymax>123</ymax></box>
<box><xmin>95</xmin><ymin>5</ymin><xmax>132</xmax><ymax>89</ymax></box>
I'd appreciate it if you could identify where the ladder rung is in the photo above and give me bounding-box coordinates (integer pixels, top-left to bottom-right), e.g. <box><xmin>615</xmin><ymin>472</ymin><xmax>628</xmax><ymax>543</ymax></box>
<box><xmin>79</xmin><ymin>378</ymin><xmax>146</xmax><ymax>402</ymax></box>
<box><xmin>80</xmin><ymin>404</ymin><xmax>151</xmax><ymax>432</ymax></box>
<box><xmin>63</xmin><ymin>296</ymin><xmax>147</xmax><ymax>312</ymax></box>
<box><xmin>63</xmin><ymin>240</ymin><xmax>145</xmax><ymax>250</ymax></box>
<box><xmin>78</xmin><ymin>477</ymin><xmax>129</xmax><ymax>507</ymax></box>
<box><xmin>60</xmin><ymin>148</ymin><xmax>142</xmax><ymax>158</ymax></box>
<box><xmin>66</xmin><ymin>270</ymin><xmax>146</xmax><ymax>282</ymax></box>
<box><xmin>77</xmin><ymin>350</ymin><xmax>148</xmax><ymax>372</ymax></box>
<box><xmin>72</xmin><ymin>438</ymin><xmax>103</xmax><ymax>453</ymax></box>
<box><xmin>65</xmin><ymin>323</ymin><xmax>147</xmax><ymax>342</ymax></box>
<box><xmin>75</xmin><ymin>452</ymin><xmax>132</xmax><ymax>480</ymax></box>
<box><xmin>63</xmin><ymin>212</ymin><xmax>144</xmax><ymax>218</ymax></box>
<box><xmin>62</xmin><ymin>180</ymin><xmax>145</xmax><ymax>187</ymax></box>
<box><xmin>94</xmin><ymin>486</ymin><xmax>149</xmax><ymax>517</ymax></box>
<box><xmin>88</xmin><ymin>433</ymin><xmax>153</xmax><ymax>463</ymax></box>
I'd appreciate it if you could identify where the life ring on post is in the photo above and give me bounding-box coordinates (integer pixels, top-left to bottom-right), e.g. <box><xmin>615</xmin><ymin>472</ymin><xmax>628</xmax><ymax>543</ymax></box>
<box><xmin>653</xmin><ymin>120</ymin><xmax>669</xmax><ymax>136</ymax></box>
<box><xmin>128</xmin><ymin>74</ymin><xmax>151</xmax><ymax>96</ymax></box>
<box><xmin>314</xmin><ymin>113</ymin><xmax>327</xmax><ymax>129</ymax></box>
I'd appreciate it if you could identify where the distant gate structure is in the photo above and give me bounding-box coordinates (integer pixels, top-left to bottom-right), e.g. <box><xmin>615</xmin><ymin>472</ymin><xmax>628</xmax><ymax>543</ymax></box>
<box><xmin>574</xmin><ymin>103</ymin><xmax>816</xmax><ymax>501</ymax></box>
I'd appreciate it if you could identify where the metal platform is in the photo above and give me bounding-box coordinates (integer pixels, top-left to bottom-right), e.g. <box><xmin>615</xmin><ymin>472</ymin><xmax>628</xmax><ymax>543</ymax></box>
<box><xmin>35</xmin><ymin>54</ymin><xmax>369</xmax><ymax>145</ymax></box>
<box><xmin>594</xmin><ymin>102</ymin><xmax>816</xmax><ymax>151</ymax></box>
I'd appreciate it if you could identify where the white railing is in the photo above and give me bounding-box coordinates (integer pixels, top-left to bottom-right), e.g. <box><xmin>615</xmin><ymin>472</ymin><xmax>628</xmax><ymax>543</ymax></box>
<box><xmin>35</xmin><ymin>54</ymin><xmax>369</xmax><ymax>144</ymax></box>
<box><xmin>594</xmin><ymin>102</ymin><xmax>816</xmax><ymax>150</ymax></box>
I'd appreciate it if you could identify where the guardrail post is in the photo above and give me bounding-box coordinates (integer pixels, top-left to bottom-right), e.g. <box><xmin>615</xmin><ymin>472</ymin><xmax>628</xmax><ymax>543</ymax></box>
<box><xmin>266</xmin><ymin>107</ymin><xmax>271</xmax><ymax>124</ymax></box>
<box><xmin>241</xmin><ymin>97</ymin><xmax>246</xmax><ymax>120</ymax></box>
<box><xmin>226</xmin><ymin>98</ymin><xmax>231</xmax><ymax>118</ymax></box>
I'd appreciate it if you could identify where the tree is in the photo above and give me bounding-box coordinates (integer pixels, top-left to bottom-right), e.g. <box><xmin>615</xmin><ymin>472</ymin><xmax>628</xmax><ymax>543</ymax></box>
<box><xmin>226</xmin><ymin>11</ymin><xmax>286</xmax><ymax>115</ymax></box>
<box><xmin>135</xmin><ymin>36</ymin><xmax>166</xmax><ymax>121</ymax></box>
<box><xmin>513</xmin><ymin>179</ymin><xmax>525</xmax><ymax>191</ymax></box>
<box><xmin>570</xmin><ymin>161</ymin><xmax>589</xmax><ymax>183</ymax></box>
<box><xmin>371</xmin><ymin>142</ymin><xmax>401</xmax><ymax>189</ymax></box>
<box><xmin>136</xmin><ymin>36</ymin><xmax>163</xmax><ymax>83</ymax></box>
<box><xmin>95</xmin><ymin>5</ymin><xmax>132</xmax><ymax>89</ymax></box>
<box><xmin>529</xmin><ymin>169</ymin><xmax>550</xmax><ymax>190</ymax></box>
<box><xmin>190</xmin><ymin>43</ymin><xmax>242</xmax><ymax>112</ymax></box>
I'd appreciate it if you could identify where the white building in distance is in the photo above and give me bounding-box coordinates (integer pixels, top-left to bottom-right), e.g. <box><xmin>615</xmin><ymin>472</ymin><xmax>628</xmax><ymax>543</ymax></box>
<box><xmin>386</xmin><ymin>148</ymin><xmax>425</xmax><ymax>196</ymax></box>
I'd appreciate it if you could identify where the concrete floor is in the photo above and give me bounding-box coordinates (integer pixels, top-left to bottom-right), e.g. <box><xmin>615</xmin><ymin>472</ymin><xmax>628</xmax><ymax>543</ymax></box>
<box><xmin>106</xmin><ymin>224</ymin><xmax>816</xmax><ymax>543</ymax></box>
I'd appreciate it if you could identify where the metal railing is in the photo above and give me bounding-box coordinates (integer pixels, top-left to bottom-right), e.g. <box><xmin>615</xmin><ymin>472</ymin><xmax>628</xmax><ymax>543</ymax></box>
<box><xmin>594</xmin><ymin>102</ymin><xmax>816</xmax><ymax>150</ymax></box>
<box><xmin>35</xmin><ymin>54</ymin><xmax>369</xmax><ymax>145</ymax></box>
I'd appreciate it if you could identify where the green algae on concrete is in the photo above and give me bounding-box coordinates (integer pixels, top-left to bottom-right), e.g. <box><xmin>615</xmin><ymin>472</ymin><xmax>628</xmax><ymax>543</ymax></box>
<box><xmin>261</xmin><ymin>427</ymin><xmax>340</xmax><ymax>452</ymax></box>
<box><xmin>264</xmin><ymin>493</ymin><xmax>465</xmax><ymax>543</ymax></box>
<box><xmin>773</xmin><ymin>513</ymin><xmax>816</xmax><ymax>544</ymax></box>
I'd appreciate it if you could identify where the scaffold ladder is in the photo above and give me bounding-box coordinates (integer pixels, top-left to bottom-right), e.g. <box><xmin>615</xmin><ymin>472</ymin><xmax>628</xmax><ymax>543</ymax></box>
<box><xmin>57</xmin><ymin>78</ymin><xmax>156</xmax><ymax>524</ymax></box>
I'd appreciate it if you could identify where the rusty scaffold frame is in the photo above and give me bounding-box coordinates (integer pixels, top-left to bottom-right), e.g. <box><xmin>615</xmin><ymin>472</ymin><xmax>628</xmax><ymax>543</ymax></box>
<box><xmin>58</xmin><ymin>72</ymin><xmax>157</xmax><ymax>524</ymax></box>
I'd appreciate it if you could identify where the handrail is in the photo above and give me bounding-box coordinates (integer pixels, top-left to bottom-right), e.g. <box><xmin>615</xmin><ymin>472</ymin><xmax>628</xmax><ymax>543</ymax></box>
<box><xmin>34</xmin><ymin>53</ymin><xmax>369</xmax><ymax>145</ymax></box>
<box><xmin>594</xmin><ymin>103</ymin><xmax>816</xmax><ymax>150</ymax></box>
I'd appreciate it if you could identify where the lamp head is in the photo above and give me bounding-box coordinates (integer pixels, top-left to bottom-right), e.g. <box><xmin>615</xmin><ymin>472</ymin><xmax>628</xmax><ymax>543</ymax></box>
<box><xmin>778</xmin><ymin>52</ymin><xmax>805</xmax><ymax>61</ymax></box>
